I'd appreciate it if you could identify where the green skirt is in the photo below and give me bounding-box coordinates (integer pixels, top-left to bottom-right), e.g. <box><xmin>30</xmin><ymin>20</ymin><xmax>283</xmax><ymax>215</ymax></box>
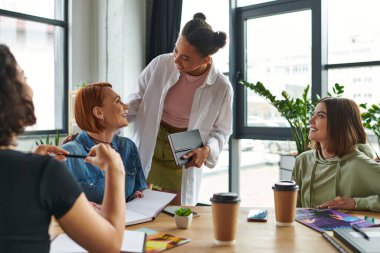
<box><xmin>147</xmin><ymin>123</ymin><xmax>185</xmax><ymax>192</ymax></box>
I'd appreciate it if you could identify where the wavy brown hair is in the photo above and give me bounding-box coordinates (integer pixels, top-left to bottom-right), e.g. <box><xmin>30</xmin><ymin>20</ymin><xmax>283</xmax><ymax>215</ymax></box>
<box><xmin>312</xmin><ymin>97</ymin><xmax>366</xmax><ymax>157</ymax></box>
<box><xmin>0</xmin><ymin>45</ymin><xmax>36</xmax><ymax>146</ymax></box>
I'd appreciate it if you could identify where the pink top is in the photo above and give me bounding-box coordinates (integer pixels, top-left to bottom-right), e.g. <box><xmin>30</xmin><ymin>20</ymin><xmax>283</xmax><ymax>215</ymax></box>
<box><xmin>161</xmin><ymin>70</ymin><xmax>209</xmax><ymax>128</ymax></box>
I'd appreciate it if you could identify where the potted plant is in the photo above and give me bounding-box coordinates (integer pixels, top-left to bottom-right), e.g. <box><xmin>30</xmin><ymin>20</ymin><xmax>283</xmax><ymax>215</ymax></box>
<box><xmin>35</xmin><ymin>130</ymin><xmax>61</xmax><ymax>146</ymax></box>
<box><xmin>174</xmin><ymin>207</ymin><xmax>193</xmax><ymax>229</ymax></box>
<box><xmin>360</xmin><ymin>103</ymin><xmax>380</xmax><ymax>160</ymax></box>
<box><xmin>240</xmin><ymin>81</ymin><xmax>344</xmax><ymax>180</ymax></box>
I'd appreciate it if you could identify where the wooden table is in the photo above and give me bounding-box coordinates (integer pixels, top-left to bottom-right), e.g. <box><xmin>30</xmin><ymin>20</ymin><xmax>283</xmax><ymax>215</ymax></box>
<box><xmin>51</xmin><ymin>207</ymin><xmax>380</xmax><ymax>252</ymax></box>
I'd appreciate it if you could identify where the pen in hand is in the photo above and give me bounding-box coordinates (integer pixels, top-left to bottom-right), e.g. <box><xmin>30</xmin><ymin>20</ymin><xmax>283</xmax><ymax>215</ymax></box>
<box><xmin>57</xmin><ymin>153</ymin><xmax>87</xmax><ymax>159</ymax></box>
<box><xmin>351</xmin><ymin>223</ymin><xmax>370</xmax><ymax>240</ymax></box>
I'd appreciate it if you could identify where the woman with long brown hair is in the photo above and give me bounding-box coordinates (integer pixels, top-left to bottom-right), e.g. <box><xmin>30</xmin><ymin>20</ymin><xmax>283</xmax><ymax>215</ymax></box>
<box><xmin>292</xmin><ymin>97</ymin><xmax>380</xmax><ymax>211</ymax></box>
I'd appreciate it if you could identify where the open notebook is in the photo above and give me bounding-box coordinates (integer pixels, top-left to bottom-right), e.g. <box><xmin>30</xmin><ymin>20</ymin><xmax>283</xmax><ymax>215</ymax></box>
<box><xmin>50</xmin><ymin>230</ymin><xmax>146</xmax><ymax>253</ymax></box>
<box><xmin>126</xmin><ymin>189</ymin><xmax>176</xmax><ymax>226</ymax></box>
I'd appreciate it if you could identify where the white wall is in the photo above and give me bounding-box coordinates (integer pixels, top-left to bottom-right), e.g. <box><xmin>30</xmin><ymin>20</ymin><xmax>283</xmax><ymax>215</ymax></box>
<box><xmin>124</xmin><ymin>0</ymin><xmax>146</xmax><ymax>97</ymax></box>
<box><xmin>70</xmin><ymin>0</ymin><xmax>146</xmax><ymax>94</ymax></box>
<box><xmin>70</xmin><ymin>0</ymin><xmax>146</xmax><ymax>137</ymax></box>
<box><xmin>69</xmin><ymin>0</ymin><xmax>98</xmax><ymax>87</ymax></box>
<box><xmin>123</xmin><ymin>0</ymin><xmax>146</xmax><ymax>137</ymax></box>
<box><xmin>16</xmin><ymin>0</ymin><xmax>146</xmax><ymax>151</ymax></box>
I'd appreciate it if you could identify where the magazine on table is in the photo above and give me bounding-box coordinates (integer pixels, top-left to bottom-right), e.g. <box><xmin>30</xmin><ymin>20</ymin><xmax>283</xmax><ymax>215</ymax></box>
<box><xmin>296</xmin><ymin>208</ymin><xmax>375</xmax><ymax>233</ymax></box>
<box><xmin>145</xmin><ymin>233</ymin><xmax>190</xmax><ymax>253</ymax></box>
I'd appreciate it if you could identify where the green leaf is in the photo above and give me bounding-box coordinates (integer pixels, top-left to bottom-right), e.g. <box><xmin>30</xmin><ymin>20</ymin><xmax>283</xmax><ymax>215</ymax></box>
<box><xmin>55</xmin><ymin>130</ymin><xmax>60</xmax><ymax>146</ymax></box>
<box><xmin>361</xmin><ymin>102</ymin><xmax>380</xmax><ymax>148</ymax></box>
<box><xmin>174</xmin><ymin>207</ymin><xmax>192</xmax><ymax>216</ymax></box>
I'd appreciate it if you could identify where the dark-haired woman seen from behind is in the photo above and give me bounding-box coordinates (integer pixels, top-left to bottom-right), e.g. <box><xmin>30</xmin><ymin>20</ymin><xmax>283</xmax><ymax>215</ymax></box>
<box><xmin>0</xmin><ymin>44</ymin><xmax>125</xmax><ymax>253</ymax></box>
<box><xmin>292</xmin><ymin>97</ymin><xmax>380</xmax><ymax>212</ymax></box>
<box><xmin>127</xmin><ymin>13</ymin><xmax>233</xmax><ymax>205</ymax></box>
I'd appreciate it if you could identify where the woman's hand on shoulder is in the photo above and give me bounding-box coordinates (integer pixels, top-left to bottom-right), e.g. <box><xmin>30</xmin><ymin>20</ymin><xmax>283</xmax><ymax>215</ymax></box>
<box><xmin>184</xmin><ymin>145</ymin><xmax>210</xmax><ymax>168</ymax></box>
<box><xmin>61</xmin><ymin>132</ymin><xmax>79</xmax><ymax>145</ymax></box>
<box><xmin>85</xmin><ymin>144</ymin><xmax>124</xmax><ymax>173</ymax></box>
<box><xmin>32</xmin><ymin>145</ymin><xmax>69</xmax><ymax>161</ymax></box>
<box><xmin>317</xmin><ymin>196</ymin><xmax>356</xmax><ymax>210</ymax></box>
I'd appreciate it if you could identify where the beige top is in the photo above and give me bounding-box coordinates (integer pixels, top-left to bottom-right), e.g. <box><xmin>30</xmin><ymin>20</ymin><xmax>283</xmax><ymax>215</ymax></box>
<box><xmin>161</xmin><ymin>71</ymin><xmax>208</xmax><ymax>128</ymax></box>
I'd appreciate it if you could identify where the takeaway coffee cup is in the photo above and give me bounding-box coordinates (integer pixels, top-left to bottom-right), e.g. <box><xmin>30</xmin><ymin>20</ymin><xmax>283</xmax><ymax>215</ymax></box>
<box><xmin>210</xmin><ymin>192</ymin><xmax>240</xmax><ymax>246</ymax></box>
<box><xmin>272</xmin><ymin>180</ymin><xmax>299</xmax><ymax>226</ymax></box>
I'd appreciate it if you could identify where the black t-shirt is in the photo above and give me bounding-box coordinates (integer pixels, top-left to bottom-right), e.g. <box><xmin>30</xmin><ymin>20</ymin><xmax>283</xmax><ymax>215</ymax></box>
<box><xmin>0</xmin><ymin>150</ymin><xmax>82</xmax><ymax>252</ymax></box>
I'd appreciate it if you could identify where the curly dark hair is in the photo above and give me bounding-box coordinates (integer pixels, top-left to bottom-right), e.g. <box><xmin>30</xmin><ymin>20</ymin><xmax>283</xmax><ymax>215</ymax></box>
<box><xmin>181</xmin><ymin>13</ymin><xmax>227</xmax><ymax>57</ymax></box>
<box><xmin>0</xmin><ymin>44</ymin><xmax>36</xmax><ymax>145</ymax></box>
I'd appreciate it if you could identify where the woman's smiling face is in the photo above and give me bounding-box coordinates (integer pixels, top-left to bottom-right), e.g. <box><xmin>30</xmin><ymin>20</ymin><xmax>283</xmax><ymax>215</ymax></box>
<box><xmin>308</xmin><ymin>102</ymin><xmax>328</xmax><ymax>145</ymax></box>
<box><xmin>172</xmin><ymin>36</ymin><xmax>210</xmax><ymax>76</ymax></box>
<box><xmin>98</xmin><ymin>87</ymin><xmax>128</xmax><ymax>131</ymax></box>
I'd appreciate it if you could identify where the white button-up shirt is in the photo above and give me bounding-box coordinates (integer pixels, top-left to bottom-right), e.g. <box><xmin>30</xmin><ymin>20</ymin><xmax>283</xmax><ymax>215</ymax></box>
<box><xmin>126</xmin><ymin>53</ymin><xmax>233</xmax><ymax>205</ymax></box>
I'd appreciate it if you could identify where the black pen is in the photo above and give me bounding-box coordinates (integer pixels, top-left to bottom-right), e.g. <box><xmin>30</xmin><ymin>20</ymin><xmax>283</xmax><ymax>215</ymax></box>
<box><xmin>351</xmin><ymin>224</ymin><xmax>370</xmax><ymax>240</ymax></box>
<box><xmin>58</xmin><ymin>153</ymin><xmax>87</xmax><ymax>159</ymax></box>
<box><xmin>322</xmin><ymin>232</ymin><xmax>349</xmax><ymax>253</ymax></box>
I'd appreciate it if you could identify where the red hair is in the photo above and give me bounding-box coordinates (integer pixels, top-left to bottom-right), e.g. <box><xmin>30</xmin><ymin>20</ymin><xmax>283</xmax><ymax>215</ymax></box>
<box><xmin>74</xmin><ymin>82</ymin><xmax>112</xmax><ymax>133</ymax></box>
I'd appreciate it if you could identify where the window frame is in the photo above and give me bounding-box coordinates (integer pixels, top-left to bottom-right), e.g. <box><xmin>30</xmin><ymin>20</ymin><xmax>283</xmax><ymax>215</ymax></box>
<box><xmin>232</xmin><ymin>0</ymin><xmax>327</xmax><ymax>141</ymax></box>
<box><xmin>0</xmin><ymin>0</ymin><xmax>69</xmax><ymax>136</ymax></box>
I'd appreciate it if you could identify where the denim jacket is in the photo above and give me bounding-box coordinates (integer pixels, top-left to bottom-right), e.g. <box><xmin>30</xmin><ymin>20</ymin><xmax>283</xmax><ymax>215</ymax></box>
<box><xmin>62</xmin><ymin>131</ymin><xmax>147</xmax><ymax>203</ymax></box>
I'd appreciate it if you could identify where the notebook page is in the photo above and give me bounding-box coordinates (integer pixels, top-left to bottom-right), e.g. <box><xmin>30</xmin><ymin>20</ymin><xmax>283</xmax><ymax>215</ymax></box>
<box><xmin>50</xmin><ymin>231</ymin><xmax>146</xmax><ymax>253</ymax></box>
<box><xmin>126</xmin><ymin>189</ymin><xmax>176</xmax><ymax>218</ymax></box>
<box><xmin>126</xmin><ymin>209</ymin><xmax>151</xmax><ymax>226</ymax></box>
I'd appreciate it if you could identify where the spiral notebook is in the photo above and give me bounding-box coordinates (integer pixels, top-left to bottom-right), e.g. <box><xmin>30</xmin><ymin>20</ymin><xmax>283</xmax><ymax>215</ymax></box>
<box><xmin>333</xmin><ymin>227</ymin><xmax>380</xmax><ymax>253</ymax></box>
<box><xmin>167</xmin><ymin>129</ymin><xmax>204</xmax><ymax>166</ymax></box>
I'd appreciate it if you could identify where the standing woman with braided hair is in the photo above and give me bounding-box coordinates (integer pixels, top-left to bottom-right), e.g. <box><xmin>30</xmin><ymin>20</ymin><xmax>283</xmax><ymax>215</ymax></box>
<box><xmin>127</xmin><ymin>13</ymin><xmax>233</xmax><ymax>205</ymax></box>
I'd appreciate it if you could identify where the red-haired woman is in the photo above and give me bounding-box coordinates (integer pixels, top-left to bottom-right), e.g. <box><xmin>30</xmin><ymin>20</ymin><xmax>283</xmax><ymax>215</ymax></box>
<box><xmin>62</xmin><ymin>83</ymin><xmax>147</xmax><ymax>204</ymax></box>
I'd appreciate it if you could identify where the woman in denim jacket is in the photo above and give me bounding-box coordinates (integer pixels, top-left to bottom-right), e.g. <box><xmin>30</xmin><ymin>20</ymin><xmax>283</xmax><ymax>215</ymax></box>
<box><xmin>62</xmin><ymin>82</ymin><xmax>147</xmax><ymax>204</ymax></box>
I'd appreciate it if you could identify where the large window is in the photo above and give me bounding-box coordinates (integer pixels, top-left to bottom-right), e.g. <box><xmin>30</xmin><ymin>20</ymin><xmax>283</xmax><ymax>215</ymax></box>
<box><xmin>235</xmin><ymin>0</ymin><xmax>319</xmax><ymax>141</ymax></box>
<box><xmin>245</xmin><ymin>10</ymin><xmax>311</xmax><ymax>128</ymax></box>
<box><xmin>233</xmin><ymin>0</ymin><xmax>380</xmax><ymax>206</ymax></box>
<box><xmin>237</xmin><ymin>0</ymin><xmax>276</xmax><ymax>7</ymax></box>
<box><xmin>233</xmin><ymin>0</ymin><xmax>321</xmax><ymax>207</ymax></box>
<box><xmin>327</xmin><ymin>0</ymin><xmax>380</xmax><ymax>152</ymax></box>
<box><xmin>327</xmin><ymin>0</ymin><xmax>380</xmax><ymax>104</ymax></box>
<box><xmin>0</xmin><ymin>0</ymin><xmax>68</xmax><ymax>134</ymax></box>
